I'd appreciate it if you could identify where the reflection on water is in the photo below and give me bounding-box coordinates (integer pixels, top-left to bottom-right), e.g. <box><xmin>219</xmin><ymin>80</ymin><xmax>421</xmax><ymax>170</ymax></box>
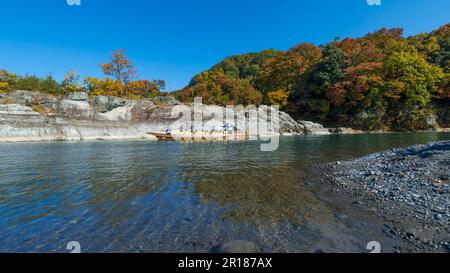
<box><xmin>0</xmin><ymin>133</ymin><xmax>448</xmax><ymax>253</ymax></box>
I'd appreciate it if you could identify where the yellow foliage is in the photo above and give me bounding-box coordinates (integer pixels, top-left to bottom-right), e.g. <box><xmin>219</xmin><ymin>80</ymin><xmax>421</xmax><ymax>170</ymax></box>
<box><xmin>85</xmin><ymin>77</ymin><xmax>123</xmax><ymax>97</ymax></box>
<box><xmin>0</xmin><ymin>82</ymin><xmax>9</xmax><ymax>93</ymax></box>
<box><xmin>268</xmin><ymin>89</ymin><xmax>289</xmax><ymax>107</ymax></box>
<box><xmin>85</xmin><ymin>77</ymin><xmax>161</xmax><ymax>99</ymax></box>
<box><xmin>31</xmin><ymin>105</ymin><xmax>46</xmax><ymax>114</ymax></box>
<box><xmin>125</xmin><ymin>80</ymin><xmax>160</xmax><ymax>99</ymax></box>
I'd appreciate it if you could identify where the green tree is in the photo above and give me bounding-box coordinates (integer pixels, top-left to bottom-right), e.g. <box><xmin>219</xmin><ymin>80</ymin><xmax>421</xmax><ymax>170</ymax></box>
<box><xmin>291</xmin><ymin>44</ymin><xmax>346</xmax><ymax>121</ymax></box>
<box><xmin>15</xmin><ymin>75</ymin><xmax>42</xmax><ymax>91</ymax></box>
<box><xmin>40</xmin><ymin>75</ymin><xmax>61</xmax><ymax>94</ymax></box>
<box><xmin>384</xmin><ymin>51</ymin><xmax>445</xmax><ymax>107</ymax></box>
<box><xmin>384</xmin><ymin>51</ymin><xmax>445</xmax><ymax>130</ymax></box>
<box><xmin>313</xmin><ymin>45</ymin><xmax>346</xmax><ymax>91</ymax></box>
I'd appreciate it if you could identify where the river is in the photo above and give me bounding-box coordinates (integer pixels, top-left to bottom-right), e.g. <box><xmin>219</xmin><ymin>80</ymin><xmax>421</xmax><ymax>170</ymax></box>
<box><xmin>0</xmin><ymin>132</ymin><xmax>449</xmax><ymax>252</ymax></box>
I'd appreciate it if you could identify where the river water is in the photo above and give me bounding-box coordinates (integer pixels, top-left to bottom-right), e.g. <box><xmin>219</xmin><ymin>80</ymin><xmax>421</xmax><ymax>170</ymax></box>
<box><xmin>0</xmin><ymin>132</ymin><xmax>449</xmax><ymax>253</ymax></box>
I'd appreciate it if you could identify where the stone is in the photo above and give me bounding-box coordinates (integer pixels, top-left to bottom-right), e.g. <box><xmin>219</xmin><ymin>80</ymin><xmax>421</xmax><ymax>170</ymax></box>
<box><xmin>405</xmin><ymin>228</ymin><xmax>418</xmax><ymax>238</ymax></box>
<box><xmin>92</xmin><ymin>96</ymin><xmax>127</xmax><ymax>113</ymax></box>
<box><xmin>92</xmin><ymin>95</ymin><xmax>110</xmax><ymax>112</ymax></box>
<box><xmin>420</xmin><ymin>151</ymin><xmax>443</xmax><ymax>158</ymax></box>
<box><xmin>0</xmin><ymin>104</ymin><xmax>40</xmax><ymax>116</ymax></box>
<box><xmin>67</xmin><ymin>92</ymin><xmax>88</xmax><ymax>101</ymax></box>
<box><xmin>110</xmin><ymin>96</ymin><xmax>127</xmax><ymax>108</ymax></box>
<box><xmin>278</xmin><ymin>112</ymin><xmax>305</xmax><ymax>135</ymax></box>
<box><xmin>154</xmin><ymin>96</ymin><xmax>180</xmax><ymax>106</ymax></box>
<box><xmin>329</xmin><ymin>127</ymin><xmax>365</xmax><ymax>135</ymax></box>
<box><xmin>335</xmin><ymin>213</ymin><xmax>348</xmax><ymax>220</ymax></box>
<box><xmin>3</xmin><ymin>90</ymin><xmax>37</xmax><ymax>106</ymax></box>
<box><xmin>213</xmin><ymin>240</ymin><xmax>259</xmax><ymax>253</ymax></box>
<box><xmin>98</xmin><ymin>102</ymin><xmax>135</xmax><ymax>121</ymax></box>
<box><xmin>39</xmin><ymin>96</ymin><xmax>59</xmax><ymax>109</ymax></box>
<box><xmin>130</xmin><ymin>100</ymin><xmax>156</xmax><ymax>122</ymax></box>
<box><xmin>298</xmin><ymin>120</ymin><xmax>331</xmax><ymax>135</ymax></box>
<box><xmin>58</xmin><ymin>100</ymin><xmax>94</xmax><ymax>120</ymax></box>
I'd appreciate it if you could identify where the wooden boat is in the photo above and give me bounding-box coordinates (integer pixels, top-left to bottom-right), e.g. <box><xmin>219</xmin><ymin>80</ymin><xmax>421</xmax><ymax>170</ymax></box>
<box><xmin>146</xmin><ymin>132</ymin><xmax>176</xmax><ymax>141</ymax></box>
<box><xmin>147</xmin><ymin>131</ymin><xmax>250</xmax><ymax>142</ymax></box>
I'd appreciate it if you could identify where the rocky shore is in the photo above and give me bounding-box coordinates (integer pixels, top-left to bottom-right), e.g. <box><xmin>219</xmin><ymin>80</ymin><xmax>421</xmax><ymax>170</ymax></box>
<box><xmin>0</xmin><ymin>90</ymin><xmax>331</xmax><ymax>142</ymax></box>
<box><xmin>321</xmin><ymin>141</ymin><xmax>450</xmax><ymax>252</ymax></box>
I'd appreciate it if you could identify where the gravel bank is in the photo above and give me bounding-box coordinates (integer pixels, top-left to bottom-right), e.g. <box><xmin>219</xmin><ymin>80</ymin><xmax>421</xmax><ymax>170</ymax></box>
<box><xmin>321</xmin><ymin>141</ymin><xmax>449</xmax><ymax>253</ymax></box>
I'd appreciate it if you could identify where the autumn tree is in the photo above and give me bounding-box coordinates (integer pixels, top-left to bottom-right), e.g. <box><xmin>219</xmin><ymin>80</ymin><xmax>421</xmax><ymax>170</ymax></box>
<box><xmin>257</xmin><ymin>43</ymin><xmax>322</xmax><ymax>101</ymax></box>
<box><xmin>268</xmin><ymin>89</ymin><xmax>289</xmax><ymax>107</ymax></box>
<box><xmin>84</xmin><ymin>77</ymin><xmax>123</xmax><ymax>97</ymax></box>
<box><xmin>177</xmin><ymin>50</ymin><xmax>281</xmax><ymax>105</ymax></box>
<box><xmin>125</xmin><ymin>80</ymin><xmax>161</xmax><ymax>99</ymax></box>
<box><xmin>94</xmin><ymin>49</ymin><xmax>167</xmax><ymax>99</ymax></box>
<box><xmin>100</xmin><ymin>49</ymin><xmax>138</xmax><ymax>90</ymax></box>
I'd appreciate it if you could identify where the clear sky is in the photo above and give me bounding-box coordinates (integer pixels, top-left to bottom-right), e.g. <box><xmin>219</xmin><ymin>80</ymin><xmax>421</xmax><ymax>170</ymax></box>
<box><xmin>0</xmin><ymin>0</ymin><xmax>449</xmax><ymax>91</ymax></box>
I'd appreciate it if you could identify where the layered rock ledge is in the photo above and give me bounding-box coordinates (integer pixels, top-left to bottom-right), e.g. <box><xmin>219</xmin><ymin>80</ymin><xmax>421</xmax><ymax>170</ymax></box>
<box><xmin>0</xmin><ymin>90</ymin><xmax>329</xmax><ymax>142</ymax></box>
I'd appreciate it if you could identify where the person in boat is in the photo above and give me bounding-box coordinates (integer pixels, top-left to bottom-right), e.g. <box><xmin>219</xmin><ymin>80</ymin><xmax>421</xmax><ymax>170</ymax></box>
<box><xmin>165</xmin><ymin>129</ymin><xmax>172</xmax><ymax>135</ymax></box>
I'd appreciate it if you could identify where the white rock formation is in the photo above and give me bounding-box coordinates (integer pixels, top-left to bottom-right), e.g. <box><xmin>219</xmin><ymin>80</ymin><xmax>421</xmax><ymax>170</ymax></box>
<box><xmin>0</xmin><ymin>92</ymin><xmax>332</xmax><ymax>142</ymax></box>
<box><xmin>297</xmin><ymin>121</ymin><xmax>331</xmax><ymax>135</ymax></box>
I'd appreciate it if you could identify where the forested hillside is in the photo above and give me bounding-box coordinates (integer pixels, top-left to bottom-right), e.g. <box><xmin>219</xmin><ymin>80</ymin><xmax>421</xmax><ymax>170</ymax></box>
<box><xmin>176</xmin><ymin>24</ymin><xmax>450</xmax><ymax>131</ymax></box>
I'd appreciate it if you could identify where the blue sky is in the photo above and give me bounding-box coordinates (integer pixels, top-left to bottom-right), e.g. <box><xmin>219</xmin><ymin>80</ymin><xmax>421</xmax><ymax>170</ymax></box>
<box><xmin>0</xmin><ymin>0</ymin><xmax>449</xmax><ymax>91</ymax></box>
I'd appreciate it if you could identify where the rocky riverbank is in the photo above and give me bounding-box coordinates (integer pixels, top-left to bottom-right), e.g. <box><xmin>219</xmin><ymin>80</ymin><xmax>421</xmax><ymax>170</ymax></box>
<box><xmin>321</xmin><ymin>141</ymin><xmax>450</xmax><ymax>253</ymax></box>
<box><xmin>0</xmin><ymin>90</ymin><xmax>331</xmax><ymax>142</ymax></box>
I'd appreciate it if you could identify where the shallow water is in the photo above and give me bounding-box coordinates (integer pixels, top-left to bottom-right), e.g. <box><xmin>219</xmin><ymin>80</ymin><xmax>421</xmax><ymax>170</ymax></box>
<box><xmin>0</xmin><ymin>132</ymin><xmax>449</xmax><ymax>253</ymax></box>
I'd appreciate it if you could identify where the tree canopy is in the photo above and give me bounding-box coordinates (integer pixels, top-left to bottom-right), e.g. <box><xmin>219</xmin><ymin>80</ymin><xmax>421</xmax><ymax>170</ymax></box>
<box><xmin>1</xmin><ymin>23</ymin><xmax>449</xmax><ymax>131</ymax></box>
<box><xmin>176</xmin><ymin>23</ymin><xmax>450</xmax><ymax>131</ymax></box>
<box><xmin>0</xmin><ymin>49</ymin><xmax>166</xmax><ymax>99</ymax></box>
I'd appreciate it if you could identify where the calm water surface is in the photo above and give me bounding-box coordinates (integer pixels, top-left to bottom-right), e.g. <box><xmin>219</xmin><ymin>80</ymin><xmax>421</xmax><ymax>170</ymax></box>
<box><xmin>0</xmin><ymin>133</ymin><xmax>449</xmax><ymax>252</ymax></box>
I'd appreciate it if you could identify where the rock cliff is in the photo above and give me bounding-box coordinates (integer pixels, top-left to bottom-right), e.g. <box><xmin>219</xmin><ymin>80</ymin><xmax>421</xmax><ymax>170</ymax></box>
<box><xmin>0</xmin><ymin>91</ymin><xmax>329</xmax><ymax>142</ymax></box>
